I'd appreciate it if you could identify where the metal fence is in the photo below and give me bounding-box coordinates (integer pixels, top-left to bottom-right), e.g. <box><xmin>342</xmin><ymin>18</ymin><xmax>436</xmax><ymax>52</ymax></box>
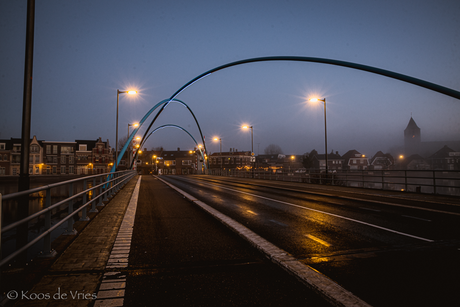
<box><xmin>0</xmin><ymin>170</ymin><xmax>136</xmax><ymax>268</ymax></box>
<box><xmin>210</xmin><ymin>169</ymin><xmax>460</xmax><ymax>196</ymax></box>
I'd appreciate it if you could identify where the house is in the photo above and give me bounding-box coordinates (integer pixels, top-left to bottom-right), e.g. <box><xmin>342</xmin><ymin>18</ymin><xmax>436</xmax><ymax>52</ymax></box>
<box><xmin>342</xmin><ymin>150</ymin><xmax>369</xmax><ymax>170</ymax></box>
<box><xmin>402</xmin><ymin>154</ymin><xmax>430</xmax><ymax>170</ymax></box>
<box><xmin>42</xmin><ymin>140</ymin><xmax>77</xmax><ymax>175</ymax></box>
<box><xmin>427</xmin><ymin>145</ymin><xmax>460</xmax><ymax>170</ymax></box>
<box><xmin>0</xmin><ymin>136</ymin><xmax>45</xmax><ymax>175</ymax></box>
<box><xmin>75</xmin><ymin>138</ymin><xmax>113</xmax><ymax>174</ymax></box>
<box><xmin>210</xmin><ymin>149</ymin><xmax>253</xmax><ymax>174</ymax></box>
<box><xmin>141</xmin><ymin>148</ymin><xmax>198</xmax><ymax>175</ymax></box>
<box><xmin>311</xmin><ymin>151</ymin><xmax>344</xmax><ymax>172</ymax></box>
<box><xmin>369</xmin><ymin>151</ymin><xmax>394</xmax><ymax>170</ymax></box>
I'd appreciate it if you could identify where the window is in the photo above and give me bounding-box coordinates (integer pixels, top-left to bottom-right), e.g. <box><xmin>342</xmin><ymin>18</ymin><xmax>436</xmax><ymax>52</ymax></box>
<box><xmin>52</xmin><ymin>166</ymin><xmax>57</xmax><ymax>174</ymax></box>
<box><xmin>0</xmin><ymin>143</ymin><xmax>5</xmax><ymax>150</ymax></box>
<box><xmin>182</xmin><ymin>160</ymin><xmax>192</xmax><ymax>165</ymax></box>
<box><xmin>35</xmin><ymin>166</ymin><xmax>39</xmax><ymax>174</ymax></box>
<box><xmin>53</xmin><ymin>145</ymin><xmax>58</xmax><ymax>154</ymax></box>
<box><xmin>0</xmin><ymin>167</ymin><xmax>5</xmax><ymax>175</ymax></box>
<box><xmin>61</xmin><ymin>146</ymin><xmax>74</xmax><ymax>154</ymax></box>
<box><xmin>61</xmin><ymin>156</ymin><xmax>66</xmax><ymax>164</ymax></box>
<box><xmin>69</xmin><ymin>156</ymin><xmax>74</xmax><ymax>164</ymax></box>
<box><xmin>79</xmin><ymin>144</ymin><xmax>87</xmax><ymax>151</ymax></box>
<box><xmin>31</xmin><ymin>145</ymin><xmax>40</xmax><ymax>153</ymax></box>
<box><xmin>46</xmin><ymin>145</ymin><xmax>51</xmax><ymax>154</ymax></box>
<box><xmin>61</xmin><ymin>166</ymin><xmax>66</xmax><ymax>174</ymax></box>
<box><xmin>69</xmin><ymin>166</ymin><xmax>74</xmax><ymax>174</ymax></box>
<box><xmin>35</xmin><ymin>155</ymin><xmax>39</xmax><ymax>163</ymax></box>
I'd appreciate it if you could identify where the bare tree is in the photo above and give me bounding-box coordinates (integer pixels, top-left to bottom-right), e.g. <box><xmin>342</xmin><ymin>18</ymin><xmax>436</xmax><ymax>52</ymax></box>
<box><xmin>118</xmin><ymin>135</ymin><xmax>129</xmax><ymax>150</ymax></box>
<box><xmin>264</xmin><ymin>144</ymin><xmax>283</xmax><ymax>155</ymax></box>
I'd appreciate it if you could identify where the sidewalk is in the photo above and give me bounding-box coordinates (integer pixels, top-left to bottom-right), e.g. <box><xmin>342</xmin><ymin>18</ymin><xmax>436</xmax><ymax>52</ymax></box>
<box><xmin>3</xmin><ymin>175</ymin><xmax>139</xmax><ymax>307</ymax></box>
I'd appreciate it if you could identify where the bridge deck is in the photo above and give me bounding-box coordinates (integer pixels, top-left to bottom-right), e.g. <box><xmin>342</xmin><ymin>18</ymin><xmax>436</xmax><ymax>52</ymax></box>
<box><xmin>5</xmin><ymin>175</ymin><xmax>332</xmax><ymax>306</ymax></box>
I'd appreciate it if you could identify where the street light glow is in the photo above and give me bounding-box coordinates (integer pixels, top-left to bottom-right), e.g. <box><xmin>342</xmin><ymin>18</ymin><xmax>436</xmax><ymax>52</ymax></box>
<box><xmin>127</xmin><ymin>90</ymin><xmax>137</xmax><ymax>95</ymax></box>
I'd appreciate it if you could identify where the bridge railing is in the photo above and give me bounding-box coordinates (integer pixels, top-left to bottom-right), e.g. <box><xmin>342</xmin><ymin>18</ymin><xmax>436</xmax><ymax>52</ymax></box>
<box><xmin>0</xmin><ymin>170</ymin><xmax>136</xmax><ymax>268</ymax></box>
<box><xmin>210</xmin><ymin>169</ymin><xmax>460</xmax><ymax>196</ymax></box>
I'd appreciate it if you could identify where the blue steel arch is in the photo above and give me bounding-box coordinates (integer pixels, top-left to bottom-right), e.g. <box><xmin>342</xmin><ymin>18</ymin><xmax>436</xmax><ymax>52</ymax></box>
<box><xmin>116</xmin><ymin>56</ymin><xmax>460</xmax><ymax>177</ymax></box>
<box><xmin>136</xmin><ymin>124</ymin><xmax>207</xmax><ymax>170</ymax></box>
<box><xmin>110</xmin><ymin>98</ymin><xmax>207</xmax><ymax>174</ymax></box>
<box><xmin>169</xmin><ymin>56</ymin><xmax>460</xmax><ymax>101</ymax></box>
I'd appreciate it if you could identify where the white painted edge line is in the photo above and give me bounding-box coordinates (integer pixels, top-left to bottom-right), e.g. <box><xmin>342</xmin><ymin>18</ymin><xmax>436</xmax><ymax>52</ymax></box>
<box><xmin>95</xmin><ymin>176</ymin><xmax>142</xmax><ymax>306</ymax></box>
<box><xmin>193</xmin><ymin>176</ymin><xmax>460</xmax><ymax>216</ymax></box>
<box><xmin>156</xmin><ymin>176</ymin><xmax>372</xmax><ymax>307</ymax></box>
<box><xmin>182</xmin><ymin>178</ymin><xmax>434</xmax><ymax>243</ymax></box>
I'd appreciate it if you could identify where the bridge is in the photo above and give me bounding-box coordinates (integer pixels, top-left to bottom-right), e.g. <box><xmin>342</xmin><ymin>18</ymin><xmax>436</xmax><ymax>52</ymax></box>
<box><xmin>1</xmin><ymin>173</ymin><xmax>460</xmax><ymax>306</ymax></box>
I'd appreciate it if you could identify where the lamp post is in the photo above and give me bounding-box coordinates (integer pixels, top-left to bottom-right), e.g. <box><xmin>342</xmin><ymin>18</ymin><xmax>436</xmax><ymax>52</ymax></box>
<box><xmin>242</xmin><ymin>125</ymin><xmax>254</xmax><ymax>178</ymax></box>
<box><xmin>127</xmin><ymin>123</ymin><xmax>139</xmax><ymax>169</ymax></box>
<box><xmin>116</xmin><ymin>89</ymin><xmax>136</xmax><ymax>172</ymax></box>
<box><xmin>213</xmin><ymin>137</ymin><xmax>222</xmax><ymax>175</ymax></box>
<box><xmin>309</xmin><ymin>98</ymin><xmax>328</xmax><ymax>181</ymax></box>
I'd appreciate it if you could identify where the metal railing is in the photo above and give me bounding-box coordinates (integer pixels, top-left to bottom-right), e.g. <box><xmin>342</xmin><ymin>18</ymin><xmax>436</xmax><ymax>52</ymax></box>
<box><xmin>0</xmin><ymin>170</ymin><xmax>136</xmax><ymax>268</ymax></box>
<box><xmin>208</xmin><ymin>169</ymin><xmax>460</xmax><ymax>196</ymax></box>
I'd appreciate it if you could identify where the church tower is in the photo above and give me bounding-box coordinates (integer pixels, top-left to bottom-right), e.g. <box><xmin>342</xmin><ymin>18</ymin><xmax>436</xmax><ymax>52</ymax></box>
<box><xmin>404</xmin><ymin>117</ymin><xmax>421</xmax><ymax>156</ymax></box>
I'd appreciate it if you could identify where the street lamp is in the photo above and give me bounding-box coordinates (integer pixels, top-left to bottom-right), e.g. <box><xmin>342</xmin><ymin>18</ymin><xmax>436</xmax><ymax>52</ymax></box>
<box><xmin>116</xmin><ymin>89</ymin><xmax>137</xmax><ymax>172</ymax></box>
<box><xmin>242</xmin><ymin>125</ymin><xmax>254</xmax><ymax>178</ymax></box>
<box><xmin>309</xmin><ymin>98</ymin><xmax>328</xmax><ymax>180</ymax></box>
<box><xmin>213</xmin><ymin>137</ymin><xmax>222</xmax><ymax>174</ymax></box>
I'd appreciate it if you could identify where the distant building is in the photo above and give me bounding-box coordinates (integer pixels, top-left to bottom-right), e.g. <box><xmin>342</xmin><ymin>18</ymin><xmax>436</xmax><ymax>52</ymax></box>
<box><xmin>311</xmin><ymin>151</ymin><xmax>344</xmax><ymax>172</ymax></box>
<box><xmin>427</xmin><ymin>145</ymin><xmax>460</xmax><ymax>170</ymax></box>
<box><xmin>402</xmin><ymin>154</ymin><xmax>430</xmax><ymax>170</ymax></box>
<box><xmin>256</xmin><ymin>154</ymin><xmax>304</xmax><ymax>172</ymax></box>
<box><xmin>342</xmin><ymin>150</ymin><xmax>369</xmax><ymax>170</ymax></box>
<box><xmin>404</xmin><ymin>117</ymin><xmax>421</xmax><ymax>156</ymax></box>
<box><xmin>210</xmin><ymin>149</ymin><xmax>252</xmax><ymax>174</ymax></box>
<box><xmin>369</xmin><ymin>151</ymin><xmax>394</xmax><ymax>170</ymax></box>
<box><xmin>401</xmin><ymin>116</ymin><xmax>460</xmax><ymax>158</ymax></box>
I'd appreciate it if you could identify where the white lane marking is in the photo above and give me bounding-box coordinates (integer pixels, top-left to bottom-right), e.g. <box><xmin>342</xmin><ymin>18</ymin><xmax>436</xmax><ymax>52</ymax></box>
<box><xmin>157</xmin><ymin>177</ymin><xmax>372</xmax><ymax>307</ymax></box>
<box><xmin>305</xmin><ymin>234</ymin><xmax>332</xmax><ymax>247</ymax></box>
<box><xmin>187</xmin><ymin>179</ymin><xmax>434</xmax><ymax>243</ymax></box>
<box><xmin>360</xmin><ymin>207</ymin><xmax>381</xmax><ymax>212</ymax></box>
<box><xmin>402</xmin><ymin>215</ymin><xmax>432</xmax><ymax>222</ymax></box>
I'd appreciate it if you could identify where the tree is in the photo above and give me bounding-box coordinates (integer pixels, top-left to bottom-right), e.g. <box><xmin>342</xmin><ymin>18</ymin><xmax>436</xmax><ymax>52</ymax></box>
<box><xmin>302</xmin><ymin>149</ymin><xmax>317</xmax><ymax>169</ymax></box>
<box><xmin>264</xmin><ymin>144</ymin><xmax>283</xmax><ymax>155</ymax></box>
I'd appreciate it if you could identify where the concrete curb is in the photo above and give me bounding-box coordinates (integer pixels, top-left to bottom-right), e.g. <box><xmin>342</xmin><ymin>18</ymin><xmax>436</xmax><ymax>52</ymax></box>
<box><xmin>156</xmin><ymin>176</ymin><xmax>372</xmax><ymax>307</ymax></box>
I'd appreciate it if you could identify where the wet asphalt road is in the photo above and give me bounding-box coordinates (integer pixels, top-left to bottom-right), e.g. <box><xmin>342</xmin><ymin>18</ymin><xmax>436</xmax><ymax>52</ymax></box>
<box><xmin>158</xmin><ymin>175</ymin><xmax>460</xmax><ymax>307</ymax></box>
<box><xmin>123</xmin><ymin>175</ymin><xmax>333</xmax><ymax>306</ymax></box>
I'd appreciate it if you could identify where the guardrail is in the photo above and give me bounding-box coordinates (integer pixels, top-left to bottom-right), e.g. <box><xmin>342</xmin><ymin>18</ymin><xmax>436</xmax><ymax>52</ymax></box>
<box><xmin>209</xmin><ymin>169</ymin><xmax>460</xmax><ymax>196</ymax></box>
<box><xmin>0</xmin><ymin>170</ymin><xmax>136</xmax><ymax>268</ymax></box>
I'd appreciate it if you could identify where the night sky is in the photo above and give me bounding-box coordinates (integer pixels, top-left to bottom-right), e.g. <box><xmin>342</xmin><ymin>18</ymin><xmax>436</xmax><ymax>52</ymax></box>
<box><xmin>1</xmin><ymin>0</ymin><xmax>459</xmax><ymax>157</ymax></box>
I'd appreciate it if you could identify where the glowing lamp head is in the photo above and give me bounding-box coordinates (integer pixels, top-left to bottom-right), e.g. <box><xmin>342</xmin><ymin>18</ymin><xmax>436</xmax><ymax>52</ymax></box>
<box><xmin>127</xmin><ymin>91</ymin><xmax>137</xmax><ymax>95</ymax></box>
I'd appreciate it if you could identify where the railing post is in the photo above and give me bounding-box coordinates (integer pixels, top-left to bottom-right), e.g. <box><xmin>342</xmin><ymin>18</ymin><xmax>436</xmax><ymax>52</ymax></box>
<box><xmin>104</xmin><ymin>175</ymin><xmax>110</xmax><ymax>201</ymax></box>
<box><xmin>404</xmin><ymin>170</ymin><xmax>407</xmax><ymax>192</ymax></box>
<box><xmin>80</xmin><ymin>179</ymin><xmax>89</xmax><ymax>221</ymax></box>
<box><xmin>98</xmin><ymin>175</ymin><xmax>105</xmax><ymax>206</ymax></box>
<box><xmin>40</xmin><ymin>188</ymin><xmax>57</xmax><ymax>257</ymax></box>
<box><xmin>90</xmin><ymin>177</ymin><xmax>98</xmax><ymax>213</ymax></box>
<box><xmin>433</xmin><ymin>170</ymin><xmax>437</xmax><ymax>194</ymax></box>
<box><xmin>382</xmin><ymin>170</ymin><xmax>384</xmax><ymax>190</ymax></box>
<box><xmin>65</xmin><ymin>183</ymin><xmax>77</xmax><ymax>235</ymax></box>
